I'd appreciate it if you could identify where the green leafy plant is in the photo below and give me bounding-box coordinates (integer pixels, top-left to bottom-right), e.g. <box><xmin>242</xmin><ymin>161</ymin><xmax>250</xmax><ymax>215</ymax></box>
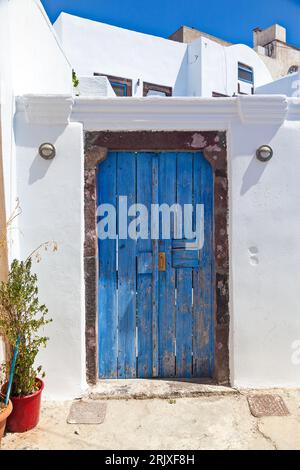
<box><xmin>72</xmin><ymin>70</ymin><xmax>79</xmax><ymax>88</ymax></box>
<box><xmin>0</xmin><ymin>257</ymin><xmax>53</xmax><ymax>396</ymax></box>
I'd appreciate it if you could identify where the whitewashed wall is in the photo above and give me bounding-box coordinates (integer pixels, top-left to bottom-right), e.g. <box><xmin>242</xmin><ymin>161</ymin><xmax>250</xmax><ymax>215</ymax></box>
<box><xmin>187</xmin><ymin>37</ymin><xmax>273</xmax><ymax>97</ymax></box>
<box><xmin>0</xmin><ymin>0</ymin><xmax>17</xmax><ymax>224</ymax></box>
<box><xmin>0</xmin><ymin>0</ymin><xmax>73</xmax><ymax>241</ymax></box>
<box><xmin>54</xmin><ymin>13</ymin><xmax>188</xmax><ymax>96</ymax></box>
<box><xmin>0</xmin><ymin>1</ymin><xmax>83</xmax><ymax>398</ymax></box>
<box><xmin>76</xmin><ymin>76</ymin><xmax>116</xmax><ymax>97</ymax></box>
<box><xmin>10</xmin><ymin>0</ymin><xmax>72</xmax><ymax>96</ymax></box>
<box><xmin>14</xmin><ymin>99</ymin><xmax>86</xmax><ymax>400</ymax></box>
<box><xmin>230</xmin><ymin>116</ymin><xmax>300</xmax><ymax>388</ymax></box>
<box><xmin>256</xmin><ymin>71</ymin><xmax>300</xmax><ymax>97</ymax></box>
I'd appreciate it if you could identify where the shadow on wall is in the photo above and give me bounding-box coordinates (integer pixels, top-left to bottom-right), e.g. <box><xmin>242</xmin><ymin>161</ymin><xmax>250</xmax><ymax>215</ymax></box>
<box><xmin>173</xmin><ymin>50</ymin><xmax>189</xmax><ymax>96</ymax></box>
<box><xmin>240</xmin><ymin>125</ymin><xmax>282</xmax><ymax>196</ymax></box>
<box><xmin>240</xmin><ymin>156</ymin><xmax>268</xmax><ymax>195</ymax></box>
<box><xmin>29</xmin><ymin>153</ymin><xmax>53</xmax><ymax>185</ymax></box>
<box><xmin>14</xmin><ymin>114</ymin><xmax>67</xmax><ymax>186</ymax></box>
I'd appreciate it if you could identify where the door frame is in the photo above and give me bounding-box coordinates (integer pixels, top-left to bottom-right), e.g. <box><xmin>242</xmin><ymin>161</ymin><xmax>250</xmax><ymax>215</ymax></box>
<box><xmin>84</xmin><ymin>131</ymin><xmax>230</xmax><ymax>385</ymax></box>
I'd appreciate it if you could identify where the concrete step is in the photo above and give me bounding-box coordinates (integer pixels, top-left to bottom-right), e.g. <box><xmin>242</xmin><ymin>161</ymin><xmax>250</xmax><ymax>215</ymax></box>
<box><xmin>87</xmin><ymin>379</ymin><xmax>238</xmax><ymax>400</ymax></box>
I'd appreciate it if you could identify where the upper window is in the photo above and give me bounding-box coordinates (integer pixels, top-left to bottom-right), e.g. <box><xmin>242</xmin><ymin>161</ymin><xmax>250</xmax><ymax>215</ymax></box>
<box><xmin>238</xmin><ymin>63</ymin><xmax>254</xmax><ymax>84</ymax></box>
<box><xmin>94</xmin><ymin>73</ymin><xmax>132</xmax><ymax>96</ymax></box>
<box><xmin>143</xmin><ymin>82</ymin><xmax>172</xmax><ymax>97</ymax></box>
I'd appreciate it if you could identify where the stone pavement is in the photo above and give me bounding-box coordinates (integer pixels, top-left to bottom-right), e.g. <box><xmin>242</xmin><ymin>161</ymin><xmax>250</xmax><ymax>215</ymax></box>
<box><xmin>2</xmin><ymin>384</ymin><xmax>300</xmax><ymax>450</ymax></box>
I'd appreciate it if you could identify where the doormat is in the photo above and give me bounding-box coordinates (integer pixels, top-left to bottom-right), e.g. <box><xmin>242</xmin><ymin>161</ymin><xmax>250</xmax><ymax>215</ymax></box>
<box><xmin>247</xmin><ymin>395</ymin><xmax>289</xmax><ymax>418</ymax></box>
<box><xmin>67</xmin><ymin>401</ymin><xmax>107</xmax><ymax>424</ymax></box>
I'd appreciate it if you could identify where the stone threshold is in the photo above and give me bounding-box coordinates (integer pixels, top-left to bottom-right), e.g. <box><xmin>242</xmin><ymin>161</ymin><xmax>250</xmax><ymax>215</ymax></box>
<box><xmin>87</xmin><ymin>379</ymin><xmax>238</xmax><ymax>401</ymax></box>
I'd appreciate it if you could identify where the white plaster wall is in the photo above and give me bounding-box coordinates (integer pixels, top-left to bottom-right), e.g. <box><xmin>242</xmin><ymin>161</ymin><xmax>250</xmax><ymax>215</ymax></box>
<box><xmin>187</xmin><ymin>38</ymin><xmax>203</xmax><ymax>97</ymax></box>
<box><xmin>0</xmin><ymin>0</ymin><xmax>73</xmax><ymax>231</ymax></box>
<box><xmin>188</xmin><ymin>38</ymin><xmax>273</xmax><ymax>97</ymax></box>
<box><xmin>230</xmin><ymin>120</ymin><xmax>300</xmax><ymax>387</ymax></box>
<box><xmin>54</xmin><ymin>13</ymin><xmax>188</xmax><ymax>96</ymax></box>
<box><xmin>77</xmin><ymin>76</ymin><xmax>116</xmax><ymax>97</ymax></box>
<box><xmin>14</xmin><ymin>110</ymin><xmax>86</xmax><ymax>399</ymax></box>
<box><xmin>256</xmin><ymin>71</ymin><xmax>300</xmax><ymax>98</ymax></box>
<box><xmin>10</xmin><ymin>0</ymin><xmax>72</xmax><ymax>95</ymax></box>
<box><xmin>0</xmin><ymin>0</ymin><xmax>17</xmax><ymax>221</ymax></box>
<box><xmin>0</xmin><ymin>0</ymin><xmax>74</xmax><ymax>370</ymax></box>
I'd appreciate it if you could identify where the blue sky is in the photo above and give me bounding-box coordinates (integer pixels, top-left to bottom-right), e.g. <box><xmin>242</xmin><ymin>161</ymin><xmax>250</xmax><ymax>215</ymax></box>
<box><xmin>41</xmin><ymin>0</ymin><xmax>300</xmax><ymax>48</ymax></box>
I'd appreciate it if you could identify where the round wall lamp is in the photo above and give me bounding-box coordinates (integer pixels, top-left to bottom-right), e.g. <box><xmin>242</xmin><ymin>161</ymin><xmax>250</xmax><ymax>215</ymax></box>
<box><xmin>256</xmin><ymin>145</ymin><xmax>273</xmax><ymax>163</ymax></box>
<box><xmin>39</xmin><ymin>143</ymin><xmax>56</xmax><ymax>160</ymax></box>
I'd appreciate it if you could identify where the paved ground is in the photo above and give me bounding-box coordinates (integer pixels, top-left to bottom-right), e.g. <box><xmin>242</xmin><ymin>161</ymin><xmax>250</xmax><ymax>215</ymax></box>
<box><xmin>2</xmin><ymin>386</ymin><xmax>300</xmax><ymax>450</ymax></box>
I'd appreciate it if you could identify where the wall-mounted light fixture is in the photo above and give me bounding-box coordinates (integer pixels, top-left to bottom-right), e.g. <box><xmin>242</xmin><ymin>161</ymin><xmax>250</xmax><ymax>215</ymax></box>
<box><xmin>256</xmin><ymin>145</ymin><xmax>273</xmax><ymax>163</ymax></box>
<box><xmin>39</xmin><ymin>143</ymin><xmax>56</xmax><ymax>160</ymax></box>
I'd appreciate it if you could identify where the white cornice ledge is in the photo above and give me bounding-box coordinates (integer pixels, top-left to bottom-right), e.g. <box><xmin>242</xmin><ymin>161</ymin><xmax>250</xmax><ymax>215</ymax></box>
<box><xmin>71</xmin><ymin>97</ymin><xmax>237</xmax><ymax>131</ymax></box>
<box><xmin>237</xmin><ymin>95</ymin><xmax>288</xmax><ymax>124</ymax></box>
<box><xmin>18</xmin><ymin>95</ymin><xmax>74</xmax><ymax>125</ymax></box>
<box><xmin>15</xmin><ymin>95</ymin><xmax>296</xmax><ymax>129</ymax></box>
<box><xmin>72</xmin><ymin>96</ymin><xmax>292</xmax><ymax>131</ymax></box>
<box><xmin>287</xmin><ymin>98</ymin><xmax>300</xmax><ymax>120</ymax></box>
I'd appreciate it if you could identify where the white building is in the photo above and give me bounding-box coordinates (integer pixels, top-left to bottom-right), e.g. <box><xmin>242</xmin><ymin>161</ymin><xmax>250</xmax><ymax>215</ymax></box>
<box><xmin>54</xmin><ymin>12</ymin><xmax>273</xmax><ymax>98</ymax></box>
<box><xmin>256</xmin><ymin>70</ymin><xmax>300</xmax><ymax>97</ymax></box>
<box><xmin>0</xmin><ymin>0</ymin><xmax>300</xmax><ymax>400</ymax></box>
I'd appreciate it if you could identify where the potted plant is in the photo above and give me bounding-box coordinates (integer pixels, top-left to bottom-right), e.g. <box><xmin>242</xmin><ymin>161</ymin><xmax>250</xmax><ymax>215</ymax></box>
<box><xmin>0</xmin><ymin>397</ymin><xmax>12</xmax><ymax>444</ymax></box>
<box><xmin>0</xmin><ymin>258</ymin><xmax>52</xmax><ymax>433</ymax></box>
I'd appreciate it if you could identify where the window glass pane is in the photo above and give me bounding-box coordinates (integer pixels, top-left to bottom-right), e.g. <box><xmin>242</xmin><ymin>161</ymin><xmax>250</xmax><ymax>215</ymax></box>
<box><xmin>238</xmin><ymin>64</ymin><xmax>253</xmax><ymax>83</ymax></box>
<box><xmin>111</xmin><ymin>82</ymin><xmax>127</xmax><ymax>96</ymax></box>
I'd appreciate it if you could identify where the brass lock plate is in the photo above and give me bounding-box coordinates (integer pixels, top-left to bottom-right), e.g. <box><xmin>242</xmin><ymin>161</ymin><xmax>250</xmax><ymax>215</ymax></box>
<box><xmin>158</xmin><ymin>252</ymin><xmax>166</xmax><ymax>272</ymax></box>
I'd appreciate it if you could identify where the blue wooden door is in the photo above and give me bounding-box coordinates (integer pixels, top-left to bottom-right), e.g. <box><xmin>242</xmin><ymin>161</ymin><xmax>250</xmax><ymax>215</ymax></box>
<box><xmin>97</xmin><ymin>152</ymin><xmax>214</xmax><ymax>379</ymax></box>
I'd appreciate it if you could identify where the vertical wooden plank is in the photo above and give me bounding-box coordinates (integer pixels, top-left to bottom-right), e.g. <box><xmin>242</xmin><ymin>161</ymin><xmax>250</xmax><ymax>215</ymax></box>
<box><xmin>193</xmin><ymin>152</ymin><xmax>214</xmax><ymax>377</ymax></box>
<box><xmin>117</xmin><ymin>152</ymin><xmax>137</xmax><ymax>378</ymax></box>
<box><xmin>176</xmin><ymin>153</ymin><xmax>193</xmax><ymax>378</ymax></box>
<box><xmin>136</xmin><ymin>153</ymin><xmax>153</xmax><ymax>377</ymax></box>
<box><xmin>98</xmin><ymin>153</ymin><xmax>118</xmax><ymax>378</ymax></box>
<box><xmin>152</xmin><ymin>155</ymin><xmax>159</xmax><ymax>377</ymax></box>
<box><xmin>158</xmin><ymin>153</ymin><xmax>176</xmax><ymax>377</ymax></box>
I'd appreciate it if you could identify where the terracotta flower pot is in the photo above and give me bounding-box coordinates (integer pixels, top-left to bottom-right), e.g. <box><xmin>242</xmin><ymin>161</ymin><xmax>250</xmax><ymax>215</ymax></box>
<box><xmin>1</xmin><ymin>378</ymin><xmax>44</xmax><ymax>433</ymax></box>
<box><xmin>0</xmin><ymin>399</ymin><xmax>13</xmax><ymax>443</ymax></box>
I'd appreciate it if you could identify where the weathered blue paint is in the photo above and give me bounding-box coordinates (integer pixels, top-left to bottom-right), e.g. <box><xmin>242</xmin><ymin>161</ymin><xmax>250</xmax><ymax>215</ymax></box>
<box><xmin>176</xmin><ymin>153</ymin><xmax>193</xmax><ymax>378</ymax></box>
<box><xmin>137</xmin><ymin>153</ymin><xmax>153</xmax><ymax>378</ymax></box>
<box><xmin>172</xmin><ymin>249</ymin><xmax>199</xmax><ymax>269</ymax></box>
<box><xmin>97</xmin><ymin>151</ymin><xmax>214</xmax><ymax>379</ymax></box>
<box><xmin>117</xmin><ymin>152</ymin><xmax>136</xmax><ymax>378</ymax></box>
<box><xmin>158</xmin><ymin>153</ymin><xmax>176</xmax><ymax>377</ymax></box>
<box><xmin>152</xmin><ymin>155</ymin><xmax>159</xmax><ymax>377</ymax></box>
<box><xmin>97</xmin><ymin>153</ymin><xmax>118</xmax><ymax>378</ymax></box>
